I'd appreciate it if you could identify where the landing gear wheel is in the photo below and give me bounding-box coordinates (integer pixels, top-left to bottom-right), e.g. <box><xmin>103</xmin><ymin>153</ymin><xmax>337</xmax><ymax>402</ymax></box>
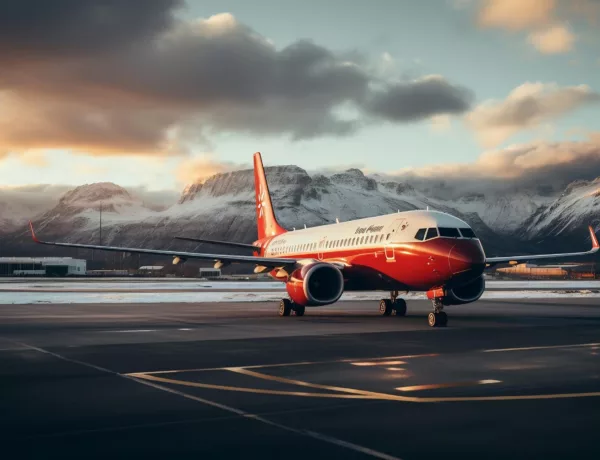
<box><xmin>279</xmin><ymin>299</ymin><xmax>292</xmax><ymax>317</ymax></box>
<box><xmin>293</xmin><ymin>305</ymin><xmax>305</xmax><ymax>317</ymax></box>
<box><xmin>379</xmin><ymin>299</ymin><xmax>392</xmax><ymax>316</ymax></box>
<box><xmin>428</xmin><ymin>311</ymin><xmax>448</xmax><ymax>327</ymax></box>
<box><xmin>394</xmin><ymin>299</ymin><xmax>407</xmax><ymax>317</ymax></box>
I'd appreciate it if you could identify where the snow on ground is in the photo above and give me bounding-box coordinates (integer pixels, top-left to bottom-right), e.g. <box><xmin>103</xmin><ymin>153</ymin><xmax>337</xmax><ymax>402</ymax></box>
<box><xmin>2</xmin><ymin>279</ymin><xmax>600</xmax><ymax>291</ymax></box>
<box><xmin>2</xmin><ymin>289</ymin><xmax>600</xmax><ymax>304</ymax></box>
<box><xmin>2</xmin><ymin>278</ymin><xmax>600</xmax><ymax>304</ymax></box>
<box><xmin>0</xmin><ymin>281</ymin><xmax>284</xmax><ymax>291</ymax></box>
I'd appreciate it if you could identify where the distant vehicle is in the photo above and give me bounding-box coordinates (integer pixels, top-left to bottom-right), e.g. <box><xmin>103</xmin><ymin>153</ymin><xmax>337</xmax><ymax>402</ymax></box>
<box><xmin>29</xmin><ymin>153</ymin><xmax>599</xmax><ymax>327</ymax></box>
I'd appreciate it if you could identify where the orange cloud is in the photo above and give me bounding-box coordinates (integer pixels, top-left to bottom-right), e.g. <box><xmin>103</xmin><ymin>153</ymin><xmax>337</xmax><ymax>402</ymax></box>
<box><xmin>478</xmin><ymin>0</ymin><xmax>556</xmax><ymax>30</ymax></box>
<box><xmin>175</xmin><ymin>155</ymin><xmax>247</xmax><ymax>185</ymax></box>
<box><xmin>527</xmin><ymin>23</ymin><xmax>575</xmax><ymax>54</ymax></box>
<box><xmin>475</xmin><ymin>0</ymin><xmax>599</xmax><ymax>54</ymax></box>
<box><xmin>465</xmin><ymin>82</ymin><xmax>600</xmax><ymax>148</ymax></box>
<box><xmin>395</xmin><ymin>134</ymin><xmax>600</xmax><ymax>183</ymax></box>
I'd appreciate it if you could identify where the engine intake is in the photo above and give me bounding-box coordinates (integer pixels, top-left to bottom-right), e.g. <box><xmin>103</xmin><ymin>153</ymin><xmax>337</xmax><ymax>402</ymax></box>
<box><xmin>286</xmin><ymin>262</ymin><xmax>344</xmax><ymax>307</ymax></box>
<box><xmin>443</xmin><ymin>276</ymin><xmax>485</xmax><ymax>305</ymax></box>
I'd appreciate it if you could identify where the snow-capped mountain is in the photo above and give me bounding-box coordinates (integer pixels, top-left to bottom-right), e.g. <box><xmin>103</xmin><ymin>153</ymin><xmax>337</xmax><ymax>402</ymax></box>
<box><xmin>520</xmin><ymin>178</ymin><xmax>600</xmax><ymax>244</ymax></box>
<box><xmin>2</xmin><ymin>163</ymin><xmax>597</xmax><ymax>259</ymax></box>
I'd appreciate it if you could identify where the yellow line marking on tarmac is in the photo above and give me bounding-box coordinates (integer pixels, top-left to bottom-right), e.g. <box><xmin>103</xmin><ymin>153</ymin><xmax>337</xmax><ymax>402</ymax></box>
<box><xmin>483</xmin><ymin>342</ymin><xmax>600</xmax><ymax>353</ymax></box>
<box><xmin>351</xmin><ymin>361</ymin><xmax>406</xmax><ymax>366</ymax></box>
<box><xmin>133</xmin><ymin>353</ymin><xmax>438</xmax><ymax>375</ymax></box>
<box><xmin>227</xmin><ymin>367</ymin><xmax>392</xmax><ymax>398</ymax></box>
<box><xmin>131</xmin><ymin>369</ymin><xmax>600</xmax><ymax>404</ymax></box>
<box><xmin>396</xmin><ymin>380</ymin><xmax>501</xmax><ymax>392</ymax></box>
<box><xmin>130</xmin><ymin>372</ymin><xmax>381</xmax><ymax>399</ymax></box>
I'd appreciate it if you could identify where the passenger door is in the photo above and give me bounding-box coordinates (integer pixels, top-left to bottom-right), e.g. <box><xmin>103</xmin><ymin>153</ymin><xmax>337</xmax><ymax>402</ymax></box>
<box><xmin>384</xmin><ymin>218</ymin><xmax>409</xmax><ymax>262</ymax></box>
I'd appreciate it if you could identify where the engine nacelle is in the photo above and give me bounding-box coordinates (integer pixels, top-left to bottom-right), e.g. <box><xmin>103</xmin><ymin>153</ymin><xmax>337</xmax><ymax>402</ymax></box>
<box><xmin>286</xmin><ymin>262</ymin><xmax>344</xmax><ymax>307</ymax></box>
<box><xmin>443</xmin><ymin>276</ymin><xmax>485</xmax><ymax>305</ymax></box>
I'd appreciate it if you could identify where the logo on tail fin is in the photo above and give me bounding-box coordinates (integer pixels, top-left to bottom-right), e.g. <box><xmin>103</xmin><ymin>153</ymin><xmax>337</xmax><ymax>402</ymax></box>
<box><xmin>257</xmin><ymin>184</ymin><xmax>266</xmax><ymax>218</ymax></box>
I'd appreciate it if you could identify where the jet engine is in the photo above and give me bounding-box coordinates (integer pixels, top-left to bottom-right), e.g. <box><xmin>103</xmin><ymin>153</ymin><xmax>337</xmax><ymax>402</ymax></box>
<box><xmin>443</xmin><ymin>275</ymin><xmax>485</xmax><ymax>305</ymax></box>
<box><xmin>285</xmin><ymin>262</ymin><xmax>344</xmax><ymax>307</ymax></box>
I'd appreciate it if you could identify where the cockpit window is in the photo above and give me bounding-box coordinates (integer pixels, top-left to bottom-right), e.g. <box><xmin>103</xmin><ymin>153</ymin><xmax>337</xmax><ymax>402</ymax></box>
<box><xmin>459</xmin><ymin>228</ymin><xmax>476</xmax><ymax>238</ymax></box>
<box><xmin>438</xmin><ymin>227</ymin><xmax>461</xmax><ymax>237</ymax></box>
<box><xmin>414</xmin><ymin>228</ymin><xmax>426</xmax><ymax>241</ymax></box>
<box><xmin>424</xmin><ymin>227</ymin><xmax>438</xmax><ymax>240</ymax></box>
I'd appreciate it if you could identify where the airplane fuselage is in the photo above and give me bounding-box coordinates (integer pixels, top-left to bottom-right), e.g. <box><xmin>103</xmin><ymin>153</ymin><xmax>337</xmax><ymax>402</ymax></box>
<box><xmin>255</xmin><ymin>209</ymin><xmax>486</xmax><ymax>294</ymax></box>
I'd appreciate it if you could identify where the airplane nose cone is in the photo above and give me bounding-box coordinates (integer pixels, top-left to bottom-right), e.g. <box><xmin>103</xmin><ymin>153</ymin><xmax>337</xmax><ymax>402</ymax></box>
<box><xmin>448</xmin><ymin>241</ymin><xmax>485</xmax><ymax>276</ymax></box>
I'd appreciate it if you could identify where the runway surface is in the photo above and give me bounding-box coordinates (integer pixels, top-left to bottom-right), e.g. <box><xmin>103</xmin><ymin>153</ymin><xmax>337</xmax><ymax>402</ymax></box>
<box><xmin>2</xmin><ymin>298</ymin><xmax>600</xmax><ymax>459</ymax></box>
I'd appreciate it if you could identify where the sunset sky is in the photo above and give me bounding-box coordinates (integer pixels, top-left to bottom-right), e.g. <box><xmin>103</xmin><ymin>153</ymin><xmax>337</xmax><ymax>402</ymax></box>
<box><xmin>1</xmin><ymin>0</ymin><xmax>599</xmax><ymax>193</ymax></box>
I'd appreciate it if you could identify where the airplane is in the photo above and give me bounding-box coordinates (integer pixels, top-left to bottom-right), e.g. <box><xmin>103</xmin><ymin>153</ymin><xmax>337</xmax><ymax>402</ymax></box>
<box><xmin>29</xmin><ymin>152</ymin><xmax>600</xmax><ymax>327</ymax></box>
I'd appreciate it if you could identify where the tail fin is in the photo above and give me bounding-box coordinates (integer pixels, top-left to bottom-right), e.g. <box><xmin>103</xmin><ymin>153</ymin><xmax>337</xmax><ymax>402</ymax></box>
<box><xmin>253</xmin><ymin>152</ymin><xmax>286</xmax><ymax>239</ymax></box>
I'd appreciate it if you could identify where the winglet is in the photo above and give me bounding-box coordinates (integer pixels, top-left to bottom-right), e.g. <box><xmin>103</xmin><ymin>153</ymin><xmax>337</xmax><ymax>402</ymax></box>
<box><xmin>589</xmin><ymin>225</ymin><xmax>599</xmax><ymax>250</ymax></box>
<box><xmin>29</xmin><ymin>221</ymin><xmax>41</xmax><ymax>243</ymax></box>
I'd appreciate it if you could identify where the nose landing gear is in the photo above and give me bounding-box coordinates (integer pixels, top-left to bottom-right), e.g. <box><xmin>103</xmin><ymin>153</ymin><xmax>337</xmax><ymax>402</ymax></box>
<box><xmin>428</xmin><ymin>298</ymin><xmax>448</xmax><ymax>327</ymax></box>
<box><xmin>379</xmin><ymin>291</ymin><xmax>407</xmax><ymax>317</ymax></box>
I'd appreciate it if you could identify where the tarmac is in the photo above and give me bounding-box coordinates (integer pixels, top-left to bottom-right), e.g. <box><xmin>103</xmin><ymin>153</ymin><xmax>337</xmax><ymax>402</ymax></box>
<box><xmin>2</xmin><ymin>297</ymin><xmax>600</xmax><ymax>459</ymax></box>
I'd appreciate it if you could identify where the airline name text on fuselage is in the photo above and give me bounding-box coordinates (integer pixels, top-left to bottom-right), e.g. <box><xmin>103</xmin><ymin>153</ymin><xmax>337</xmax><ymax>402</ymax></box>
<box><xmin>354</xmin><ymin>225</ymin><xmax>384</xmax><ymax>234</ymax></box>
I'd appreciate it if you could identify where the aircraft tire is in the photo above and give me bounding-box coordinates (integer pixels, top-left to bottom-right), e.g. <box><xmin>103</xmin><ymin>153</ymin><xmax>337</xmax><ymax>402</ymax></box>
<box><xmin>294</xmin><ymin>305</ymin><xmax>305</xmax><ymax>317</ymax></box>
<box><xmin>279</xmin><ymin>299</ymin><xmax>292</xmax><ymax>317</ymax></box>
<box><xmin>428</xmin><ymin>312</ymin><xmax>448</xmax><ymax>327</ymax></box>
<box><xmin>379</xmin><ymin>299</ymin><xmax>392</xmax><ymax>316</ymax></box>
<box><xmin>394</xmin><ymin>299</ymin><xmax>407</xmax><ymax>316</ymax></box>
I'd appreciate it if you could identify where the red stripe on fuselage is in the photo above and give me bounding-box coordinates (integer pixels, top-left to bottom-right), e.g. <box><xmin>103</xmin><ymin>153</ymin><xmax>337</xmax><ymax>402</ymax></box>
<box><xmin>258</xmin><ymin>237</ymin><xmax>485</xmax><ymax>292</ymax></box>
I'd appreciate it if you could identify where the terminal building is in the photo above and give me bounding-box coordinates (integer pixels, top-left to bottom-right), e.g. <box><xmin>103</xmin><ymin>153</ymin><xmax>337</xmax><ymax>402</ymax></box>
<box><xmin>0</xmin><ymin>257</ymin><xmax>87</xmax><ymax>277</ymax></box>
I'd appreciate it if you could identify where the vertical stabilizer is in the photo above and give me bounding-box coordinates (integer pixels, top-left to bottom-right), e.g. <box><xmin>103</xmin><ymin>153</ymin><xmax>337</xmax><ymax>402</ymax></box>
<box><xmin>253</xmin><ymin>152</ymin><xmax>286</xmax><ymax>239</ymax></box>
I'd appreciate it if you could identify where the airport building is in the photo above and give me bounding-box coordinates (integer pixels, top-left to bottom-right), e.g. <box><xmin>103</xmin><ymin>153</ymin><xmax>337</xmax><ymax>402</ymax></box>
<box><xmin>198</xmin><ymin>267</ymin><xmax>221</xmax><ymax>279</ymax></box>
<box><xmin>0</xmin><ymin>257</ymin><xmax>87</xmax><ymax>277</ymax></box>
<box><xmin>137</xmin><ymin>266</ymin><xmax>165</xmax><ymax>276</ymax></box>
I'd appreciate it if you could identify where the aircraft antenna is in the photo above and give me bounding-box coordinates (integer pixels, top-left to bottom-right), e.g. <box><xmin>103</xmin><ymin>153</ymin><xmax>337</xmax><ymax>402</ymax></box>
<box><xmin>336</xmin><ymin>217</ymin><xmax>339</xmax><ymax>223</ymax></box>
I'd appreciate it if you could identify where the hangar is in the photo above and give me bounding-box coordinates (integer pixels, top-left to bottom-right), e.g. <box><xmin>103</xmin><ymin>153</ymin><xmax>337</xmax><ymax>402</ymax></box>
<box><xmin>0</xmin><ymin>257</ymin><xmax>86</xmax><ymax>277</ymax></box>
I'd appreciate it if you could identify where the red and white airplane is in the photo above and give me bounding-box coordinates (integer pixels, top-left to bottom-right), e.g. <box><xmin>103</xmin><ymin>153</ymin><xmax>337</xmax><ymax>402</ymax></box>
<box><xmin>29</xmin><ymin>152</ymin><xmax>599</xmax><ymax>327</ymax></box>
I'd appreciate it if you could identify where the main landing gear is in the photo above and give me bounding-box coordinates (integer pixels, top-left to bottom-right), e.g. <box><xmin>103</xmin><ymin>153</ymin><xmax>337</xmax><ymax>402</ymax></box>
<box><xmin>428</xmin><ymin>298</ymin><xmax>448</xmax><ymax>327</ymax></box>
<box><xmin>379</xmin><ymin>291</ymin><xmax>407</xmax><ymax>317</ymax></box>
<box><xmin>278</xmin><ymin>298</ymin><xmax>305</xmax><ymax>317</ymax></box>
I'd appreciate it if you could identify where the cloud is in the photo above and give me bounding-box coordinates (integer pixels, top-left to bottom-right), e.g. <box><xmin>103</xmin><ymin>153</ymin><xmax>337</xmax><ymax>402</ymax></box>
<box><xmin>363</xmin><ymin>75</ymin><xmax>474</xmax><ymax>122</ymax></box>
<box><xmin>527</xmin><ymin>23</ymin><xmax>576</xmax><ymax>54</ymax></box>
<box><xmin>429</xmin><ymin>114</ymin><xmax>453</xmax><ymax>133</ymax></box>
<box><xmin>474</xmin><ymin>0</ymin><xmax>600</xmax><ymax>54</ymax></box>
<box><xmin>127</xmin><ymin>186</ymin><xmax>179</xmax><ymax>209</ymax></box>
<box><xmin>390</xmin><ymin>135</ymin><xmax>600</xmax><ymax>196</ymax></box>
<box><xmin>0</xmin><ymin>2</ymin><xmax>473</xmax><ymax>159</ymax></box>
<box><xmin>175</xmin><ymin>155</ymin><xmax>248</xmax><ymax>185</ymax></box>
<box><xmin>0</xmin><ymin>0</ymin><xmax>181</xmax><ymax>61</ymax></box>
<box><xmin>465</xmin><ymin>82</ymin><xmax>600</xmax><ymax>147</ymax></box>
<box><xmin>478</xmin><ymin>0</ymin><xmax>556</xmax><ymax>30</ymax></box>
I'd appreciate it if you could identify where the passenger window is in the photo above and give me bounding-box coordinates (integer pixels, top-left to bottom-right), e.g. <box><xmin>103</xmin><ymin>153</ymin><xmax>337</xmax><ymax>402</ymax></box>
<box><xmin>425</xmin><ymin>228</ymin><xmax>438</xmax><ymax>240</ymax></box>
<box><xmin>414</xmin><ymin>228</ymin><xmax>426</xmax><ymax>240</ymax></box>
<box><xmin>386</xmin><ymin>234</ymin><xmax>391</xmax><ymax>240</ymax></box>
<box><xmin>438</xmin><ymin>227</ymin><xmax>460</xmax><ymax>238</ymax></box>
<box><xmin>459</xmin><ymin>228</ymin><xmax>476</xmax><ymax>238</ymax></box>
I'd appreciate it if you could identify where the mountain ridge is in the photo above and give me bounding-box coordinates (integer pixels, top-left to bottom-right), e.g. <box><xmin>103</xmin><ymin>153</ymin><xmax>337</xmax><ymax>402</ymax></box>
<box><xmin>1</xmin><ymin>165</ymin><xmax>598</xmax><ymax>261</ymax></box>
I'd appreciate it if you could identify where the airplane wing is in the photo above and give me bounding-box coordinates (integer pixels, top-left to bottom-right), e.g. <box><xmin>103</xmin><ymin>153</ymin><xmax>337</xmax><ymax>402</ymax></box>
<box><xmin>29</xmin><ymin>222</ymin><xmax>295</xmax><ymax>267</ymax></box>
<box><xmin>486</xmin><ymin>225</ymin><xmax>599</xmax><ymax>265</ymax></box>
<box><xmin>174</xmin><ymin>236</ymin><xmax>259</xmax><ymax>250</ymax></box>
